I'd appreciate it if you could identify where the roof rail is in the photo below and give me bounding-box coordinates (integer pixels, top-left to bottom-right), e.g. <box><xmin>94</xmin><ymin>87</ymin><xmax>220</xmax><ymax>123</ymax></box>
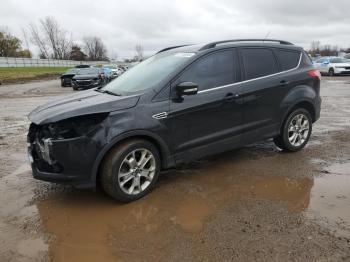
<box><xmin>156</xmin><ymin>45</ymin><xmax>190</xmax><ymax>54</ymax></box>
<box><xmin>199</xmin><ymin>39</ymin><xmax>293</xmax><ymax>51</ymax></box>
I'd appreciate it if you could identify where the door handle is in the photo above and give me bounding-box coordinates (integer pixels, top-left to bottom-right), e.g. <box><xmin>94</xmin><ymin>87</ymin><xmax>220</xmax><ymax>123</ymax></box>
<box><xmin>280</xmin><ymin>80</ymin><xmax>290</xmax><ymax>86</ymax></box>
<box><xmin>224</xmin><ymin>93</ymin><xmax>239</xmax><ymax>101</ymax></box>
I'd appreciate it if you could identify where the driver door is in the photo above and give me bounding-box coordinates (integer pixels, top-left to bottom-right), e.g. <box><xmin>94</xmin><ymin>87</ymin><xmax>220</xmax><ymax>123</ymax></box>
<box><xmin>168</xmin><ymin>49</ymin><xmax>245</xmax><ymax>162</ymax></box>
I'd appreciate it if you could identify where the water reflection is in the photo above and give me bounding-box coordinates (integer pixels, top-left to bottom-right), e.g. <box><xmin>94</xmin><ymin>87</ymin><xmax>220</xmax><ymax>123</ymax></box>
<box><xmin>36</xmin><ymin>149</ymin><xmax>316</xmax><ymax>262</ymax></box>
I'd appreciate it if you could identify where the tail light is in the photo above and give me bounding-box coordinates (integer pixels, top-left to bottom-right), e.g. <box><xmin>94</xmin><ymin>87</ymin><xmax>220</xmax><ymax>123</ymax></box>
<box><xmin>308</xmin><ymin>70</ymin><xmax>321</xmax><ymax>80</ymax></box>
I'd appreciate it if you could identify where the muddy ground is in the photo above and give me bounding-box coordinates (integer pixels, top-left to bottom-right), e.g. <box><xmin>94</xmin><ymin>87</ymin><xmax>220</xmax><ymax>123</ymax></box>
<box><xmin>0</xmin><ymin>78</ymin><xmax>349</xmax><ymax>262</ymax></box>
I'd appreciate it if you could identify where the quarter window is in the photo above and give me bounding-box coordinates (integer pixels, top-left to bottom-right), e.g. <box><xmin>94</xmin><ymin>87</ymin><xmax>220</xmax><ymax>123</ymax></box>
<box><xmin>275</xmin><ymin>49</ymin><xmax>301</xmax><ymax>71</ymax></box>
<box><xmin>241</xmin><ymin>48</ymin><xmax>277</xmax><ymax>80</ymax></box>
<box><xmin>176</xmin><ymin>50</ymin><xmax>235</xmax><ymax>91</ymax></box>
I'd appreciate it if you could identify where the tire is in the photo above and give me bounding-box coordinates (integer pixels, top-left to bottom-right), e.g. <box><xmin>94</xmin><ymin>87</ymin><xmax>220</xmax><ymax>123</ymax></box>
<box><xmin>61</xmin><ymin>79</ymin><xmax>65</xmax><ymax>87</ymax></box>
<box><xmin>100</xmin><ymin>139</ymin><xmax>161</xmax><ymax>202</ymax></box>
<box><xmin>72</xmin><ymin>86</ymin><xmax>78</xmax><ymax>91</ymax></box>
<box><xmin>328</xmin><ymin>68</ymin><xmax>335</xmax><ymax>76</ymax></box>
<box><xmin>273</xmin><ymin>108</ymin><xmax>312</xmax><ymax>152</ymax></box>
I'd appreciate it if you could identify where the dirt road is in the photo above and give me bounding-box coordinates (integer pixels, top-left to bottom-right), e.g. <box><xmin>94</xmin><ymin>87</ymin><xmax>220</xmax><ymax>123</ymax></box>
<box><xmin>0</xmin><ymin>78</ymin><xmax>349</xmax><ymax>262</ymax></box>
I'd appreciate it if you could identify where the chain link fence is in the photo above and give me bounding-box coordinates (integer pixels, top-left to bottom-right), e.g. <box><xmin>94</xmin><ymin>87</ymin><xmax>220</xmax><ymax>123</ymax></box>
<box><xmin>0</xmin><ymin>57</ymin><xmax>109</xmax><ymax>68</ymax></box>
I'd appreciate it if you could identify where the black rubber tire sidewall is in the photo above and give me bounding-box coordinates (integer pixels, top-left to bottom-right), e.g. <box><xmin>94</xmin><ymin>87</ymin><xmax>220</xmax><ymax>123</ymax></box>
<box><xmin>329</xmin><ymin>68</ymin><xmax>334</xmax><ymax>76</ymax></box>
<box><xmin>101</xmin><ymin>139</ymin><xmax>161</xmax><ymax>202</ymax></box>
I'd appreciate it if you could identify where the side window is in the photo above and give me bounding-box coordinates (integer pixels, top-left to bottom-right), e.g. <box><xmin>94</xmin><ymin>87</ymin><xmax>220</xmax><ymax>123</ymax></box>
<box><xmin>274</xmin><ymin>49</ymin><xmax>301</xmax><ymax>71</ymax></box>
<box><xmin>241</xmin><ymin>48</ymin><xmax>277</xmax><ymax>80</ymax></box>
<box><xmin>301</xmin><ymin>52</ymin><xmax>313</xmax><ymax>66</ymax></box>
<box><xmin>316</xmin><ymin>58</ymin><xmax>325</xmax><ymax>63</ymax></box>
<box><xmin>176</xmin><ymin>50</ymin><xmax>235</xmax><ymax>91</ymax></box>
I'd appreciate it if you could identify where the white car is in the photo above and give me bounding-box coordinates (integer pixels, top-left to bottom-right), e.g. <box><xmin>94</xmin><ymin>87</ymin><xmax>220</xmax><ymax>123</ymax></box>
<box><xmin>313</xmin><ymin>57</ymin><xmax>350</xmax><ymax>76</ymax></box>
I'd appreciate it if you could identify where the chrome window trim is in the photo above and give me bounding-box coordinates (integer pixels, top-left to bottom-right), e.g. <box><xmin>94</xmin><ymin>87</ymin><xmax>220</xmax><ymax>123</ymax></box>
<box><xmin>198</xmin><ymin>52</ymin><xmax>302</xmax><ymax>94</ymax></box>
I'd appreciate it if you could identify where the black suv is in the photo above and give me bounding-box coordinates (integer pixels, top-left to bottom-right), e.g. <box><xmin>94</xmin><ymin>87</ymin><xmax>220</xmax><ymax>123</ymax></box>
<box><xmin>71</xmin><ymin>67</ymin><xmax>105</xmax><ymax>90</ymax></box>
<box><xmin>27</xmin><ymin>39</ymin><xmax>321</xmax><ymax>202</ymax></box>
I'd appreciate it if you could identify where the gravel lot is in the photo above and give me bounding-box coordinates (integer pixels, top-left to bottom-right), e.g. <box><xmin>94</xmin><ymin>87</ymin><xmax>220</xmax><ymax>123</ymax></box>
<box><xmin>0</xmin><ymin>77</ymin><xmax>349</xmax><ymax>262</ymax></box>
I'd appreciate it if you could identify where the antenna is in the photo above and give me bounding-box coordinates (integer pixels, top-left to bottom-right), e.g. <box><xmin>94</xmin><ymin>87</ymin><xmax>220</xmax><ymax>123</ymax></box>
<box><xmin>263</xmin><ymin>31</ymin><xmax>271</xmax><ymax>42</ymax></box>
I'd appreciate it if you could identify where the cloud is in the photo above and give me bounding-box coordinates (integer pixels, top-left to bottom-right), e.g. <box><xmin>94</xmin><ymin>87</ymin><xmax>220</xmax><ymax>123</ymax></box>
<box><xmin>1</xmin><ymin>0</ymin><xmax>350</xmax><ymax>58</ymax></box>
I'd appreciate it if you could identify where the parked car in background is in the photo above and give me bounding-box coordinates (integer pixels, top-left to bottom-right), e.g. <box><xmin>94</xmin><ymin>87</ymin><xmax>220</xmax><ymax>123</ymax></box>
<box><xmin>60</xmin><ymin>68</ymin><xmax>79</xmax><ymax>87</ymax></box>
<box><xmin>102</xmin><ymin>64</ymin><xmax>120</xmax><ymax>79</ymax></box>
<box><xmin>344</xmin><ymin>53</ymin><xmax>350</xmax><ymax>60</ymax></box>
<box><xmin>71</xmin><ymin>67</ymin><xmax>105</xmax><ymax>90</ymax></box>
<box><xmin>28</xmin><ymin>39</ymin><xmax>321</xmax><ymax>202</ymax></box>
<box><xmin>313</xmin><ymin>57</ymin><xmax>350</xmax><ymax>76</ymax></box>
<box><xmin>101</xmin><ymin>67</ymin><xmax>113</xmax><ymax>83</ymax></box>
<box><xmin>75</xmin><ymin>65</ymin><xmax>91</xmax><ymax>68</ymax></box>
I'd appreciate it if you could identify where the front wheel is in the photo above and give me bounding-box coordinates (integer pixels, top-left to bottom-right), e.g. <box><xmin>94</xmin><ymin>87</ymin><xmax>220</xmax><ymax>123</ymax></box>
<box><xmin>328</xmin><ymin>68</ymin><xmax>335</xmax><ymax>76</ymax></box>
<box><xmin>274</xmin><ymin>108</ymin><xmax>312</xmax><ymax>152</ymax></box>
<box><xmin>100</xmin><ymin>139</ymin><xmax>161</xmax><ymax>202</ymax></box>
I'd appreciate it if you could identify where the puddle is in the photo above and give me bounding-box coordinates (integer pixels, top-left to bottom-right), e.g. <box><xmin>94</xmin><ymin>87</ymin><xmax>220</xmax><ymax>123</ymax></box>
<box><xmin>35</xmin><ymin>150</ymin><xmax>318</xmax><ymax>261</ymax></box>
<box><xmin>307</xmin><ymin>163</ymin><xmax>350</xmax><ymax>237</ymax></box>
<box><xmin>2</xmin><ymin>148</ymin><xmax>350</xmax><ymax>261</ymax></box>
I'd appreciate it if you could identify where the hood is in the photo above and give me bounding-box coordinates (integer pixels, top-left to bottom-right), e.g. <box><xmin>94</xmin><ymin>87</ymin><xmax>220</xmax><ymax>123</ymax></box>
<box><xmin>73</xmin><ymin>74</ymin><xmax>99</xmax><ymax>80</ymax></box>
<box><xmin>28</xmin><ymin>89</ymin><xmax>140</xmax><ymax>125</ymax></box>
<box><xmin>61</xmin><ymin>73</ymin><xmax>75</xmax><ymax>78</ymax></box>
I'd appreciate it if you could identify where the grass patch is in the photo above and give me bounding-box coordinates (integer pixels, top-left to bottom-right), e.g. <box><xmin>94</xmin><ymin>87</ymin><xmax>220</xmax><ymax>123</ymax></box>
<box><xmin>0</xmin><ymin>67</ymin><xmax>70</xmax><ymax>84</ymax></box>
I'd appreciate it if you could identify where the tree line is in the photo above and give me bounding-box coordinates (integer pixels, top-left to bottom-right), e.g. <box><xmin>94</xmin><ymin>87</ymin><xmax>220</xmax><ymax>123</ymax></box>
<box><xmin>1</xmin><ymin>16</ymin><xmax>145</xmax><ymax>62</ymax></box>
<box><xmin>308</xmin><ymin>40</ymin><xmax>350</xmax><ymax>57</ymax></box>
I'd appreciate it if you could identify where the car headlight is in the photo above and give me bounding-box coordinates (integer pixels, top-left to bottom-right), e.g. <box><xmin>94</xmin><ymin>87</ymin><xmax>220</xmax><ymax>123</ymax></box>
<box><xmin>40</xmin><ymin>113</ymin><xmax>109</xmax><ymax>140</ymax></box>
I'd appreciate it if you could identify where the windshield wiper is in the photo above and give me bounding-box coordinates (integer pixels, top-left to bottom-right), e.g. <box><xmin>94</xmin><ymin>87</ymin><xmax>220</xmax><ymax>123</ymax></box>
<box><xmin>95</xmin><ymin>89</ymin><xmax>121</xmax><ymax>96</ymax></box>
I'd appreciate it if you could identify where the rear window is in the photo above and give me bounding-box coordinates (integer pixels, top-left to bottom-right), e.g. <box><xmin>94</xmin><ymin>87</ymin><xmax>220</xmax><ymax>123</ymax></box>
<box><xmin>241</xmin><ymin>48</ymin><xmax>277</xmax><ymax>80</ymax></box>
<box><xmin>274</xmin><ymin>49</ymin><xmax>301</xmax><ymax>71</ymax></box>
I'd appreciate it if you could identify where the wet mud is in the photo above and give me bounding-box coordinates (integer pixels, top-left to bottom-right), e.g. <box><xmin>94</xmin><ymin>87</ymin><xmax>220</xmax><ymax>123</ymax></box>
<box><xmin>0</xmin><ymin>78</ymin><xmax>350</xmax><ymax>261</ymax></box>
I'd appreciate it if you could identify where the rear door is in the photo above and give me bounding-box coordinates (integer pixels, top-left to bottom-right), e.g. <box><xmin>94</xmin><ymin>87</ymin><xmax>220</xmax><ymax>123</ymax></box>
<box><xmin>238</xmin><ymin>47</ymin><xmax>301</xmax><ymax>143</ymax></box>
<box><xmin>168</xmin><ymin>49</ymin><xmax>244</xmax><ymax>161</ymax></box>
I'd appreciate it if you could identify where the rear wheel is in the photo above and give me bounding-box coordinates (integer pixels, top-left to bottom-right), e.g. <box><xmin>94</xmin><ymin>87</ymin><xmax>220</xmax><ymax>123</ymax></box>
<box><xmin>100</xmin><ymin>139</ymin><xmax>161</xmax><ymax>202</ymax></box>
<box><xmin>328</xmin><ymin>68</ymin><xmax>335</xmax><ymax>76</ymax></box>
<box><xmin>274</xmin><ymin>108</ymin><xmax>312</xmax><ymax>152</ymax></box>
<box><xmin>61</xmin><ymin>79</ymin><xmax>65</xmax><ymax>87</ymax></box>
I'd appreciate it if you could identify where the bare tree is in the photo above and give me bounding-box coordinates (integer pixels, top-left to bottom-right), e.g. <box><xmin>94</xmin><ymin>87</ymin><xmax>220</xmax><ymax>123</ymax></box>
<box><xmin>309</xmin><ymin>40</ymin><xmax>321</xmax><ymax>56</ymax></box>
<box><xmin>83</xmin><ymin>36</ymin><xmax>108</xmax><ymax>61</ymax></box>
<box><xmin>135</xmin><ymin>44</ymin><xmax>144</xmax><ymax>61</ymax></box>
<box><xmin>29</xmin><ymin>23</ymin><xmax>50</xmax><ymax>58</ymax></box>
<box><xmin>29</xmin><ymin>16</ymin><xmax>72</xmax><ymax>59</ymax></box>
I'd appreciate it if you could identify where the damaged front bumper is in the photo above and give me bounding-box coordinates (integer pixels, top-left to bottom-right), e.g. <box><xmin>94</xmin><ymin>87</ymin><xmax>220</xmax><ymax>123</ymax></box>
<box><xmin>27</xmin><ymin>122</ymin><xmax>105</xmax><ymax>188</ymax></box>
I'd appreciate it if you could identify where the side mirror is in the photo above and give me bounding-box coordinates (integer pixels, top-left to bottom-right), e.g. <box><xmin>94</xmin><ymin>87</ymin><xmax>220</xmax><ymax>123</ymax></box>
<box><xmin>176</xmin><ymin>82</ymin><xmax>198</xmax><ymax>97</ymax></box>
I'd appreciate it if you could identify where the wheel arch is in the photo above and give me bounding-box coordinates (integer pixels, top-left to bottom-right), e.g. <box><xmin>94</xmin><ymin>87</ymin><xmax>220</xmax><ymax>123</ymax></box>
<box><xmin>279</xmin><ymin>99</ymin><xmax>316</xmax><ymax>134</ymax></box>
<box><xmin>91</xmin><ymin>130</ymin><xmax>174</xmax><ymax>184</ymax></box>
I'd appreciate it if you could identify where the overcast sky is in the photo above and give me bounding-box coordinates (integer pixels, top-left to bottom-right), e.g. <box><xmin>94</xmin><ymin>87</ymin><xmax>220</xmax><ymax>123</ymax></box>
<box><xmin>1</xmin><ymin>0</ymin><xmax>350</xmax><ymax>59</ymax></box>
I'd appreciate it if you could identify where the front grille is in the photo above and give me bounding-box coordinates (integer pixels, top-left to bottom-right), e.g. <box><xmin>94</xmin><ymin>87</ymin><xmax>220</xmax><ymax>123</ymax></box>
<box><xmin>76</xmin><ymin>80</ymin><xmax>92</xmax><ymax>86</ymax></box>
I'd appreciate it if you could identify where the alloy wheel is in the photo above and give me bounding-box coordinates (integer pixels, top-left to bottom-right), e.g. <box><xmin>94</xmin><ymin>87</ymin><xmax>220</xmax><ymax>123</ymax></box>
<box><xmin>287</xmin><ymin>114</ymin><xmax>310</xmax><ymax>147</ymax></box>
<box><xmin>117</xmin><ymin>148</ymin><xmax>156</xmax><ymax>195</ymax></box>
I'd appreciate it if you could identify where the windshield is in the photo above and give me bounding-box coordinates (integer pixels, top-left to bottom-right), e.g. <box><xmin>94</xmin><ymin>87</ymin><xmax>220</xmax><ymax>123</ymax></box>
<box><xmin>102</xmin><ymin>52</ymin><xmax>195</xmax><ymax>94</ymax></box>
<box><xmin>77</xmin><ymin>68</ymin><xmax>99</xmax><ymax>75</ymax></box>
<box><xmin>330</xmin><ymin>58</ymin><xmax>350</xmax><ymax>63</ymax></box>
